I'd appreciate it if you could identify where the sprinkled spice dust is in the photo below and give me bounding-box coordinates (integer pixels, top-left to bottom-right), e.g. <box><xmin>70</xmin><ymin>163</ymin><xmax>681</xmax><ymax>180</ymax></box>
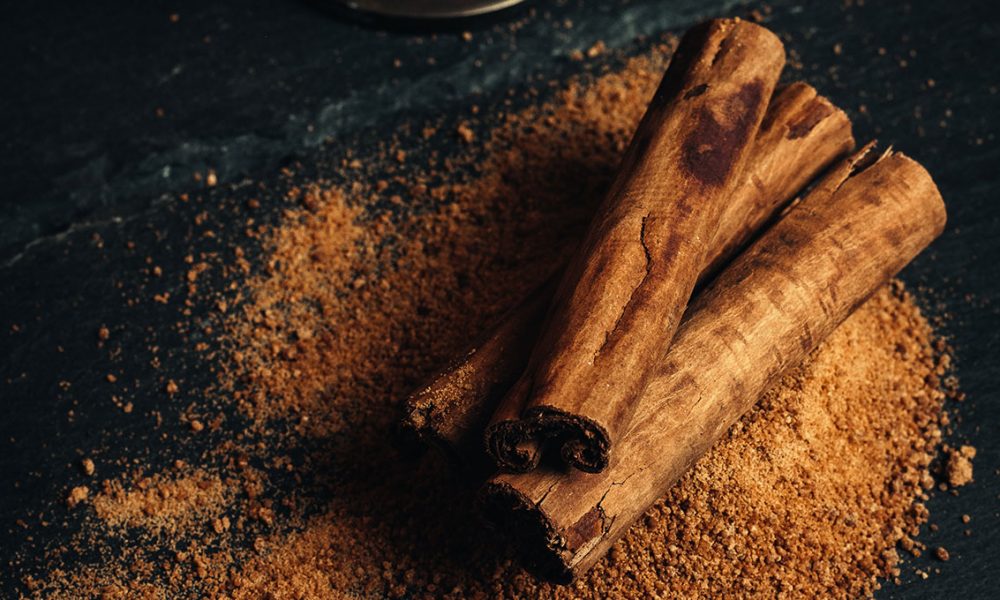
<box><xmin>91</xmin><ymin>471</ymin><xmax>232</xmax><ymax>537</ymax></box>
<box><xmin>23</xmin><ymin>46</ymin><xmax>970</xmax><ymax>599</ymax></box>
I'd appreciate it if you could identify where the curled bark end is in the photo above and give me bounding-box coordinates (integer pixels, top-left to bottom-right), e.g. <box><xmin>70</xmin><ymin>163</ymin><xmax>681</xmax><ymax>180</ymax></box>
<box><xmin>529</xmin><ymin>407</ymin><xmax>611</xmax><ymax>473</ymax></box>
<box><xmin>485</xmin><ymin>421</ymin><xmax>542</xmax><ymax>473</ymax></box>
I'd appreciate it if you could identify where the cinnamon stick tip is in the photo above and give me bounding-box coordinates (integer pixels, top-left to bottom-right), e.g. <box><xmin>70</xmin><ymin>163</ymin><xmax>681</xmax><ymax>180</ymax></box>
<box><xmin>766</xmin><ymin>82</ymin><xmax>854</xmax><ymax>151</ymax></box>
<box><xmin>478</xmin><ymin>480</ymin><xmax>572</xmax><ymax>583</ymax></box>
<box><xmin>824</xmin><ymin>143</ymin><xmax>947</xmax><ymax>237</ymax></box>
<box><xmin>660</xmin><ymin>18</ymin><xmax>785</xmax><ymax>107</ymax></box>
<box><xmin>881</xmin><ymin>150</ymin><xmax>948</xmax><ymax>233</ymax></box>
<box><xmin>708</xmin><ymin>16</ymin><xmax>786</xmax><ymax>58</ymax></box>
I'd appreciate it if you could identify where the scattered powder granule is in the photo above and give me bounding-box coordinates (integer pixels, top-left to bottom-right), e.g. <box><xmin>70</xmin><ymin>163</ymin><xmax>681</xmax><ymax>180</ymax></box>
<box><xmin>945</xmin><ymin>445</ymin><xmax>976</xmax><ymax>487</ymax></box>
<box><xmin>456</xmin><ymin>122</ymin><xmax>476</xmax><ymax>143</ymax></box>
<box><xmin>65</xmin><ymin>486</ymin><xmax>89</xmax><ymax>509</ymax></box>
<box><xmin>586</xmin><ymin>40</ymin><xmax>607</xmax><ymax>58</ymax></box>
<box><xmin>26</xmin><ymin>48</ymin><xmax>968</xmax><ymax>600</ymax></box>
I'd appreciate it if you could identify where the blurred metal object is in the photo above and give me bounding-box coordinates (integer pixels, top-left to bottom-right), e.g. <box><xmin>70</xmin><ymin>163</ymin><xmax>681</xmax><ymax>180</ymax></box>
<box><xmin>337</xmin><ymin>0</ymin><xmax>526</xmax><ymax>18</ymax></box>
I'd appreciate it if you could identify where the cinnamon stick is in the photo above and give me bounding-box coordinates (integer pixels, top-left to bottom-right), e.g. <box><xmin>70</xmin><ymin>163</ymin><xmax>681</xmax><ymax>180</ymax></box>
<box><xmin>403</xmin><ymin>82</ymin><xmax>854</xmax><ymax>468</ymax></box>
<box><xmin>485</xmin><ymin>19</ymin><xmax>786</xmax><ymax>473</ymax></box>
<box><xmin>479</xmin><ymin>146</ymin><xmax>947</xmax><ymax>582</ymax></box>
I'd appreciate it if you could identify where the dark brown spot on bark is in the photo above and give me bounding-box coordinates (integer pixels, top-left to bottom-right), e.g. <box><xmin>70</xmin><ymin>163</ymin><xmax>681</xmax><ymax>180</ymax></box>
<box><xmin>564</xmin><ymin>505</ymin><xmax>604</xmax><ymax>550</ymax></box>
<box><xmin>883</xmin><ymin>225</ymin><xmax>904</xmax><ymax>248</ymax></box>
<box><xmin>681</xmin><ymin>80</ymin><xmax>765</xmax><ymax>186</ymax></box>
<box><xmin>684</xmin><ymin>83</ymin><xmax>709</xmax><ymax>99</ymax></box>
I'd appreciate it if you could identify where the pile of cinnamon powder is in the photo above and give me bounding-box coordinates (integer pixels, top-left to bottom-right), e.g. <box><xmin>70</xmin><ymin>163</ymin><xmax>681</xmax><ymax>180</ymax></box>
<box><xmin>25</xmin><ymin>45</ymin><xmax>969</xmax><ymax>600</ymax></box>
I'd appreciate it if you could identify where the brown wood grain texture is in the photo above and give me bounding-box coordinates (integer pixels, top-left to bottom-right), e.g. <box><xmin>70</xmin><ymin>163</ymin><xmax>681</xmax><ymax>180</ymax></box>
<box><xmin>479</xmin><ymin>147</ymin><xmax>947</xmax><ymax>582</ymax></box>
<box><xmin>402</xmin><ymin>80</ymin><xmax>854</xmax><ymax>471</ymax></box>
<box><xmin>484</xmin><ymin>19</ymin><xmax>787</xmax><ymax>473</ymax></box>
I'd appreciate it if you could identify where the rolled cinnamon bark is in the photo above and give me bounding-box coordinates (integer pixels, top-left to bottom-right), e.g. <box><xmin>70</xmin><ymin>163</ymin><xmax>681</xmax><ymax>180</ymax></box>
<box><xmin>402</xmin><ymin>82</ymin><xmax>854</xmax><ymax>469</ymax></box>
<box><xmin>485</xmin><ymin>19</ymin><xmax>787</xmax><ymax>473</ymax></box>
<box><xmin>479</xmin><ymin>146</ymin><xmax>947</xmax><ymax>582</ymax></box>
<box><xmin>404</xmin><ymin>278</ymin><xmax>557</xmax><ymax>469</ymax></box>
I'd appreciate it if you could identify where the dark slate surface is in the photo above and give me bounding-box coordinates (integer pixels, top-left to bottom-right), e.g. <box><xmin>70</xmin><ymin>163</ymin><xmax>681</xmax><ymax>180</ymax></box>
<box><xmin>1</xmin><ymin>0</ymin><xmax>998</xmax><ymax>596</ymax></box>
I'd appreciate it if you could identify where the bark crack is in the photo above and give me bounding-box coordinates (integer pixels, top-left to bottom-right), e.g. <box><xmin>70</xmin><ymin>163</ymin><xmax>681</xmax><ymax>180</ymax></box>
<box><xmin>595</xmin><ymin>472</ymin><xmax>636</xmax><ymax>535</ymax></box>
<box><xmin>595</xmin><ymin>214</ymin><xmax>654</xmax><ymax>362</ymax></box>
<box><xmin>833</xmin><ymin>143</ymin><xmax>887</xmax><ymax>195</ymax></box>
<box><xmin>537</xmin><ymin>480</ymin><xmax>559</xmax><ymax>507</ymax></box>
<box><xmin>639</xmin><ymin>213</ymin><xmax>654</xmax><ymax>269</ymax></box>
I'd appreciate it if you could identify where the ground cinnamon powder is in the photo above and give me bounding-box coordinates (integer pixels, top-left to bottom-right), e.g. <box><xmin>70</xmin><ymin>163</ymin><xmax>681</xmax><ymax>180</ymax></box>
<box><xmin>25</xmin><ymin>46</ymin><xmax>968</xmax><ymax>599</ymax></box>
<box><xmin>91</xmin><ymin>471</ymin><xmax>231</xmax><ymax>537</ymax></box>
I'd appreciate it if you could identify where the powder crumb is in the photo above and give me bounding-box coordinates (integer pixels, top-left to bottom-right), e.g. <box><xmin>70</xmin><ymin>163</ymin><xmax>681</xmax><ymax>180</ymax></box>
<box><xmin>212</xmin><ymin>516</ymin><xmax>231</xmax><ymax>534</ymax></box>
<box><xmin>586</xmin><ymin>40</ymin><xmax>606</xmax><ymax>58</ymax></box>
<box><xmin>66</xmin><ymin>486</ymin><xmax>89</xmax><ymax>509</ymax></box>
<box><xmin>165</xmin><ymin>380</ymin><xmax>179</xmax><ymax>395</ymax></box>
<box><xmin>934</xmin><ymin>547</ymin><xmax>950</xmax><ymax>561</ymax></box>
<box><xmin>81</xmin><ymin>458</ymin><xmax>95</xmax><ymax>476</ymax></box>
<box><xmin>456</xmin><ymin>122</ymin><xmax>476</xmax><ymax>143</ymax></box>
<box><xmin>92</xmin><ymin>471</ymin><xmax>231</xmax><ymax>536</ymax></box>
<box><xmin>945</xmin><ymin>445</ymin><xmax>975</xmax><ymax>487</ymax></box>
